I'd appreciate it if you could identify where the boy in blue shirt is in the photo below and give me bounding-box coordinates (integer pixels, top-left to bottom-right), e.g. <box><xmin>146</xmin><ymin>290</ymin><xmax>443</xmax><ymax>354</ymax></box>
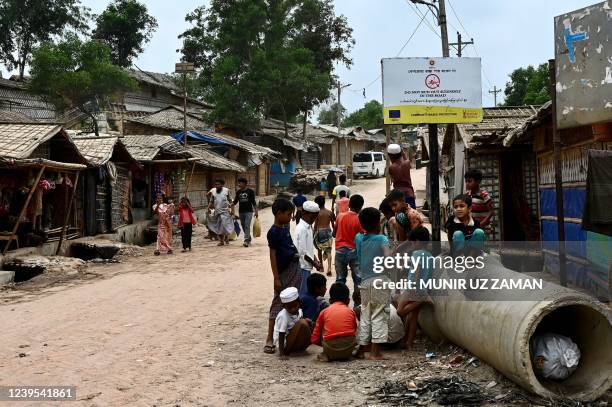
<box><xmin>300</xmin><ymin>273</ymin><xmax>329</xmax><ymax>323</ymax></box>
<box><xmin>264</xmin><ymin>198</ymin><xmax>300</xmax><ymax>354</ymax></box>
<box><xmin>354</xmin><ymin>207</ymin><xmax>392</xmax><ymax>360</ymax></box>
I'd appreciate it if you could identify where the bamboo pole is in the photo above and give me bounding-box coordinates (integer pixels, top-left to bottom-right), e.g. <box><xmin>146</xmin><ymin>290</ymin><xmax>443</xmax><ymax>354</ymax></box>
<box><xmin>56</xmin><ymin>171</ymin><xmax>80</xmax><ymax>255</ymax></box>
<box><xmin>3</xmin><ymin>166</ymin><xmax>45</xmax><ymax>255</ymax></box>
<box><xmin>184</xmin><ymin>161</ymin><xmax>196</xmax><ymax>197</ymax></box>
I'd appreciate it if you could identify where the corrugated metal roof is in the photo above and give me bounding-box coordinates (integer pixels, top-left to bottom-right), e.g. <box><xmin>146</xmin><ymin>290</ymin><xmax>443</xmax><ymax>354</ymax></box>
<box><xmin>127</xmin><ymin>68</ymin><xmax>181</xmax><ymax>92</ymax></box>
<box><xmin>69</xmin><ymin>133</ymin><xmax>138</xmax><ymax>166</ymax></box>
<box><xmin>455</xmin><ymin>106</ymin><xmax>539</xmax><ymax>150</ymax></box>
<box><xmin>128</xmin><ymin>105</ymin><xmax>214</xmax><ymax>132</ymax></box>
<box><xmin>122</xmin><ymin>134</ymin><xmax>190</xmax><ymax>161</ymax></box>
<box><xmin>186</xmin><ymin>145</ymin><xmax>246</xmax><ymax>172</ymax></box>
<box><xmin>0</xmin><ymin>110</ymin><xmax>38</xmax><ymax>123</ymax></box>
<box><xmin>0</xmin><ymin>78</ymin><xmax>57</xmax><ymax>121</ymax></box>
<box><xmin>0</xmin><ymin>123</ymin><xmax>63</xmax><ymax>158</ymax></box>
<box><xmin>503</xmin><ymin>102</ymin><xmax>552</xmax><ymax>147</ymax></box>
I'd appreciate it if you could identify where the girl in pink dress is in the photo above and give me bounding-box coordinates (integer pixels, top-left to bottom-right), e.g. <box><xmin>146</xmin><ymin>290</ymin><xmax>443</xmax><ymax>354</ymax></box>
<box><xmin>154</xmin><ymin>194</ymin><xmax>174</xmax><ymax>255</ymax></box>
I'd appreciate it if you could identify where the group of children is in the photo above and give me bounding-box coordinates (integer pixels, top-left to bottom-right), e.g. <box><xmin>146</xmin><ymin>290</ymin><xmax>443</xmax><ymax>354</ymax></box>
<box><xmin>264</xmin><ymin>166</ymin><xmax>493</xmax><ymax>361</ymax></box>
<box><xmin>153</xmin><ymin>178</ymin><xmax>261</xmax><ymax>255</ymax></box>
<box><xmin>152</xmin><ymin>194</ymin><xmax>197</xmax><ymax>255</ymax></box>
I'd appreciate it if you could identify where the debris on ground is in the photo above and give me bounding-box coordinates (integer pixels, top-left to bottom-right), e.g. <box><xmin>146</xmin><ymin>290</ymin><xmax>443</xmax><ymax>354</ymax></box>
<box><xmin>371</xmin><ymin>376</ymin><xmax>488</xmax><ymax>406</ymax></box>
<box><xmin>290</xmin><ymin>169</ymin><xmax>329</xmax><ymax>193</ymax></box>
<box><xmin>4</xmin><ymin>255</ymin><xmax>86</xmax><ymax>282</ymax></box>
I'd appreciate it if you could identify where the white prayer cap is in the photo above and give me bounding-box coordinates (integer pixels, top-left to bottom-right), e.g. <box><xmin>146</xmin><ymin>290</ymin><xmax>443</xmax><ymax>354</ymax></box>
<box><xmin>303</xmin><ymin>201</ymin><xmax>320</xmax><ymax>213</ymax></box>
<box><xmin>387</xmin><ymin>144</ymin><xmax>402</xmax><ymax>154</ymax></box>
<box><xmin>280</xmin><ymin>287</ymin><xmax>299</xmax><ymax>303</ymax></box>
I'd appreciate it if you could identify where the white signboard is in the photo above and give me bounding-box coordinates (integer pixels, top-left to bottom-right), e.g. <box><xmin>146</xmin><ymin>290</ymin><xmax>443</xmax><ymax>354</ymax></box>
<box><xmin>382</xmin><ymin>57</ymin><xmax>483</xmax><ymax>124</ymax></box>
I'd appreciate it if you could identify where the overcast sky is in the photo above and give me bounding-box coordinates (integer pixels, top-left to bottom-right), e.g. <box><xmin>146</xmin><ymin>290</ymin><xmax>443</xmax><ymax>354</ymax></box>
<box><xmin>62</xmin><ymin>1</ymin><xmax>594</xmax><ymax>114</ymax></box>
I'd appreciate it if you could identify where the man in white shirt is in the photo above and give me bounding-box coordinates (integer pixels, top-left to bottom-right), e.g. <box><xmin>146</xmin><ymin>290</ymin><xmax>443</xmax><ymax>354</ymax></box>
<box><xmin>296</xmin><ymin>201</ymin><xmax>323</xmax><ymax>295</ymax></box>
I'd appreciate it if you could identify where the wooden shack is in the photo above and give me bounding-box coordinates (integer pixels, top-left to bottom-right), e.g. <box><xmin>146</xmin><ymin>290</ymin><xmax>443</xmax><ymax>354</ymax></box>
<box><xmin>0</xmin><ymin>123</ymin><xmax>88</xmax><ymax>253</ymax></box>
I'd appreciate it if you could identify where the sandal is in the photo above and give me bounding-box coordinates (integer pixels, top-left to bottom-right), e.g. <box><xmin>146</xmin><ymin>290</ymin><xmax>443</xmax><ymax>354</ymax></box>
<box><xmin>217</xmin><ymin>241</ymin><xmax>225</xmax><ymax>246</ymax></box>
<box><xmin>263</xmin><ymin>344</ymin><xmax>276</xmax><ymax>354</ymax></box>
<box><xmin>154</xmin><ymin>250</ymin><xmax>160</xmax><ymax>256</ymax></box>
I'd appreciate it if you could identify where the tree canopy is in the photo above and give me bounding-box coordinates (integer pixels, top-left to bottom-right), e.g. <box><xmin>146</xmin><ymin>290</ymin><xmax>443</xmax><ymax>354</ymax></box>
<box><xmin>342</xmin><ymin>100</ymin><xmax>383</xmax><ymax>129</ymax></box>
<box><xmin>178</xmin><ymin>0</ymin><xmax>353</xmax><ymax>133</ymax></box>
<box><xmin>0</xmin><ymin>0</ymin><xmax>90</xmax><ymax>79</ymax></box>
<box><xmin>503</xmin><ymin>63</ymin><xmax>551</xmax><ymax>106</ymax></box>
<box><xmin>92</xmin><ymin>0</ymin><xmax>158</xmax><ymax>67</ymax></box>
<box><xmin>317</xmin><ymin>102</ymin><xmax>345</xmax><ymax>127</ymax></box>
<box><xmin>28</xmin><ymin>35</ymin><xmax>137</xmax><ymax>135</ymax></box>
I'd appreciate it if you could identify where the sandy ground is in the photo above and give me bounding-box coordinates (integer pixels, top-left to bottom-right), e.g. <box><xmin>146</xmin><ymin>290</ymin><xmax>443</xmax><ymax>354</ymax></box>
<box><xmin>0</xmin><ymin>170</ymin><xmax>566</xmax><ymax>406</ymax></box>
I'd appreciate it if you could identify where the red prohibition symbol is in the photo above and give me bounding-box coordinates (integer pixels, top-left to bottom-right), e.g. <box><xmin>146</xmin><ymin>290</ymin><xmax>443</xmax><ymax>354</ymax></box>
<box><xmin>425</xmin><ymin>74</ymin><xmax>441</xmax><ymax>89</ymax></box>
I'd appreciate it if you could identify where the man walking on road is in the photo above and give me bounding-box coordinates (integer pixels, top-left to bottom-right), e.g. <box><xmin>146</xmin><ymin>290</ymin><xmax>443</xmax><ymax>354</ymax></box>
<box><xmin>234</xmin><ymin>177</ymin><xmax>258</xmax><ymax>247</ymax></box>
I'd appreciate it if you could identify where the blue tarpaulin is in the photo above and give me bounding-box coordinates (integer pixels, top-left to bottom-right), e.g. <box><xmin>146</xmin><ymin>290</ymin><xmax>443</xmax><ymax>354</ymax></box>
<box><xmin>539</xmin><ymin>187</ymin><xmax>585</xmax><ymax>219</ymax></box>
<box><xmin>172</xmin><ymin>131</ymin><xmax>231</xmax><ymax>146</ymax></box>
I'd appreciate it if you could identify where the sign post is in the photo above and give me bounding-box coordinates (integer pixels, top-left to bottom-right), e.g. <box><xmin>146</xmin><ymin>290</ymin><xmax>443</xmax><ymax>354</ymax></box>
<box><xmin>382</xmin><ymin>57</ymin><xmax>483</xmax><ymax>242</ymax></box>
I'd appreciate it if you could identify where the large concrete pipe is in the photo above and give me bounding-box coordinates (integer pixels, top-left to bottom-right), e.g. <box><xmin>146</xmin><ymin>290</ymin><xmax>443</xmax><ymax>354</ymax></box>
<box><xmin>416</xmin><ymin>255</ymin><xmax>611</xmax><ymax>401</ymax></box>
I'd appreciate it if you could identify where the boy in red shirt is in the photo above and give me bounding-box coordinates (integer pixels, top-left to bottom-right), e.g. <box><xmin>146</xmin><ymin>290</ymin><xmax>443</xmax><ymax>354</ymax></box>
<box><xmin>334</xmin><ymin>195</ymin><xmax>364</xmax><ymax>293</ymax></box>
<box><xmin>311</xmin><ymin>283</ymin><xmax>357</xmax><ymax>361</ymax></box>
<box><xmin>464</xmin><ymin>169</ymin><xmax>493</xmax><ymax>230</ymax></box>
<box><xmin>335</xmin><ymin>190</ymin><xmax>350</xmax><ymax>215</ymax></box>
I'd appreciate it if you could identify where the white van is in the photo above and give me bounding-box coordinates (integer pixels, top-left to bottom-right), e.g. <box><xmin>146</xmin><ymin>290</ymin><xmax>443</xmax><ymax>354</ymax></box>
<box><xmin>352</xmin><ymin>151</ymin><xmax>386</xmax><ymax>178</ymax></box>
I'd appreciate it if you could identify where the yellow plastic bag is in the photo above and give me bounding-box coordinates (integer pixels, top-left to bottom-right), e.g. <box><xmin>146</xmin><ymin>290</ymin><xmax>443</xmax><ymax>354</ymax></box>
<box><xmin>252</xmin><ymin>217</ymin><xmax>261</xmax><ymax>238</ymax></box>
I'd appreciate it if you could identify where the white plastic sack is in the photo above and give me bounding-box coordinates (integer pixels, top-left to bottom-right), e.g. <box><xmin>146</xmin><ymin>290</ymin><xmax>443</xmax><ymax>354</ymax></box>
<box><xmin>531</xmin><ymin>333</ymin><xmax>581</xmax><ymax>380</ymax></box>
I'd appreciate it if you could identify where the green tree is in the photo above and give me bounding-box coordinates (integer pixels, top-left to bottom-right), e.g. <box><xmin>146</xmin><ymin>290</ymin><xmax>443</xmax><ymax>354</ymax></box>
<box><xmin>342</xmin><ymin>100</ymin><xmax>383</xmax><ymax>129</ymax></box>
<box><xmin>503</xmin><ymin>63</ymin><xmax>550</xmax><ymax>106</ymax></box>
<box><xmin>317</xmin><ymin>102</ymin><xmax>345</xmax><ymax>127</ymax></box>
<box><xmin>28</xmin><ymin>36</ymin><xmax>137</xmax><ymax>136</ymax></box>
<box><xmin>92</xmin><ymin>0</ymin><xmax>158</xmax><ymax>68</ymax></box>
<box><xmin>0</xmin><ymin>0</ymin><xmax>89</xmax><ymax>80</ymax></box>
<box><xmin>178</xmin><ymin>0</ymin><xmax>353</xmax><ymax>133</ymax></box>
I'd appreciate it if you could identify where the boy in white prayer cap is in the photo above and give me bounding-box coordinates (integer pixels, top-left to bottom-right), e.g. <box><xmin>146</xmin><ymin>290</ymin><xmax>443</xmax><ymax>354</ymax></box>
<box><xmin>296</xmin><ymin>201</ymin><xmax>323</xmax><ymax>296</ymax></box>
<box><xmin>274</xmin><ymin>287</ymin><xmax>312</xmax><ymax>359</ymax></box>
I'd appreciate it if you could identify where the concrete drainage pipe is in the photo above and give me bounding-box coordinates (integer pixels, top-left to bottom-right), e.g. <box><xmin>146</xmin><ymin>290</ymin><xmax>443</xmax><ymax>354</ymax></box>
<box><xmin>417</xmin><ymin>256</ymin><xmax>612</xmax><ymax>401</ymax></box>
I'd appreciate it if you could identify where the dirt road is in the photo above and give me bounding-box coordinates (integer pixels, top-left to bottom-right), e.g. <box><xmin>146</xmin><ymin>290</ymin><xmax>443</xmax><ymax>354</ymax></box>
<box><xmin>0</xmin><ymin>173</ymin><xmax>520</xmax><ymax>406</ymax></box>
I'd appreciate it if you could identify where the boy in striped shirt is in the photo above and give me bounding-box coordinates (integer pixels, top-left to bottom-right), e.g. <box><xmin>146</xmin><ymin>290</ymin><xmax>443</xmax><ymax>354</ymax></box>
<box><xmin>464</xmin><ymin>169</ymin><xmax>494</xmax><ymax>230</ymax></box>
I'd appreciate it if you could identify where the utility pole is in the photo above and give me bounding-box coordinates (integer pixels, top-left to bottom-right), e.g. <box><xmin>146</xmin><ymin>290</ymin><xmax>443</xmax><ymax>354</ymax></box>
<box><xmin>337</xmin><ymin>82</ymin><xmax>351</xmax><ymax>181</ymax></box>
<box><xmin>489</xmin><ymin>86</ymin><xmax>502</xmax><ymax>107</ymax></box>
<box><xmin>175</xmin><ymin>62</ymin><xmax>195</xmax><ymax>147</ymax></box>
<box><xmin>411</xmin><ymin>0</ymin><xmax>449</xmax><ymax>243</ymax></box>
<box><xmin>548</xmin><ymin>59</ymin><xmax>567</xmax><ymax>287</ymax></box>
<box><xmin>449</xmin><ymin>31</ymin><xmax>474</xmax><ymax>57</ymax></box>
<box><xmin>438</xmin><ymin>0</ymin><xmax>450</xmax><ymax>57</ymax></box>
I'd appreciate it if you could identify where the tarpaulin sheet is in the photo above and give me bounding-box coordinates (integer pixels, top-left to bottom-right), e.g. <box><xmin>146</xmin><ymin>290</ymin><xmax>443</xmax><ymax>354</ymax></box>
<box><xmin>541</xmin><ymin>220</ymin><xmax>587</xmax><ymax>258</ymax></box>
<box><xmin>544</xmin><ymin>253</ymin><xmax>609</xmax><ymax>299</ymax></box>
<box><xmin>582</xmin><ymin>149</ymin><xmax>612</xmax><ymax>236</ymax></box>
<box><xmin>539</xmin><ymin>188</ymin><xmax>585</xmax><ymax>218</ymax></box>
<box><xmin>173</xmin><ymin>131</ymin><xmax>231</xmax><ymax>145</ymax></box>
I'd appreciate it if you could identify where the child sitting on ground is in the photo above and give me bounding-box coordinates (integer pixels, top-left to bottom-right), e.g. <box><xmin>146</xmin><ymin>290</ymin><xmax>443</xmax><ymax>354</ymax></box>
<box><xmin>300</xmin><ymin>273</ymin><xmax>329</xmax><ymax>323</ymax></box>
<box><xmin>354</xmin><ymin>207</ymin><xmax>392</xmax><ymax>360</ymax></box>
<box><xmin>264</xmin><ymin>199</ymin><xmax>300</xmax><ymax>354</ymax></box>
<box><xmin>387</xmin><ymin>189</ymin><xmax>423</xmax><ymax>241</ymax></box>
<box><xmin>444</xmin><ymin>194</ymin><xmax>485</xmax><ymax>256</ymax></box>
<box><xmin>311</xmin><ymin>283</ymin><xmax>358</xmax><ymax>362</ymax></box>
<box><xmin>464</xmin><ymin>169</ymin><xmax>494</xmax><ymax>232</ymax></box>
<box><xmin>274</xmin><ymin>287</ymin><xmax>312</xmax><ymax>359</ymax></box>
<box><xmin>335</xmin><ymin>190</ymin><xmax>350</xmax><ymax>215</ymax></box>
